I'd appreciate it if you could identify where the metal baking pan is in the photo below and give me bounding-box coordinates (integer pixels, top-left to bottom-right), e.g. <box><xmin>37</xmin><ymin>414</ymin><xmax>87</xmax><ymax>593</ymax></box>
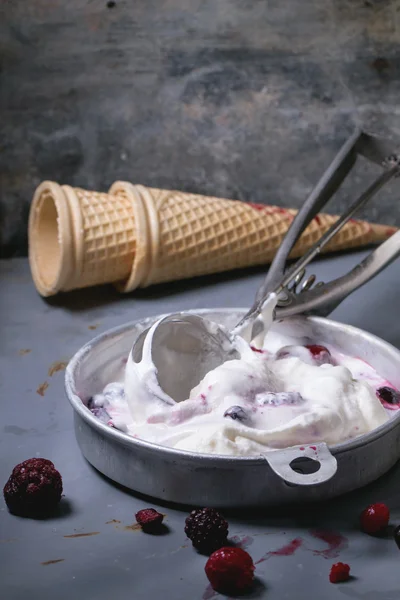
<box><xmin>65</xmin><ymin>308</ymin><xmax>400</xmax><ymax>508</ymax></box>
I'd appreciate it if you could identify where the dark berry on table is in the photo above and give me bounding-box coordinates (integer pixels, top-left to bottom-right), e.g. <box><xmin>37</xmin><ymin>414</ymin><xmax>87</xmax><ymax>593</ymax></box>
<box><xmin>224</xmin><ymin>406</ymin><xmax>248</xmax><ymax>422</ymax></box>
<box><xmin>135</xmin><ymin>508</ymin><xmax>164</xmax><ymax>532</ymax></box>
<box><xmin>3</xmin><ymin>458</ymin><xmax>63</xmax><ymax>517</ymax></box>
<box><xmin>393</xmin><ymin>525</ymin><xmax>400</xmax><ymax>549</ymax></box>
<box><xmin>205</xmin><ymin>546</ymin><xmax>255</xmax><ymax>594</ymax></box>
<box><xmin>360</xmin><ymin>502</ymin><xmax>390</xmax><ymax>535</ymax></box>
<box><xmin>329</xmin><ymin>562</ymin><xmax>350</xmax><ymax>583</ymax></box>
<box><xmin>376</xmin><ymin>387</ymin><xmax>400</xmax><ymax>407</ymax></box>
<box><xmin>185</xmin><ymin>508</ymin><xmax>229</xmax><ymax>554</ymax></box>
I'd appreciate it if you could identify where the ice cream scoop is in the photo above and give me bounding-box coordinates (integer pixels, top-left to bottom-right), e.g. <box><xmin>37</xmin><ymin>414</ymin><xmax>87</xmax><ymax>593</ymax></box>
<box><xmin>130</xmin><ymin>134</ymin><xmax>400</xmax><ymax>404</ymax></box>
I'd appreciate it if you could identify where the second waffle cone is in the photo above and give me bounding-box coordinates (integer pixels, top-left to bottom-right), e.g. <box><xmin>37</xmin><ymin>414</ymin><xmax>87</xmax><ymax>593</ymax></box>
<box><xmin>111</xmin><ymin>182</ymin><xmax>393</xmax><ymax>292</ymax></box>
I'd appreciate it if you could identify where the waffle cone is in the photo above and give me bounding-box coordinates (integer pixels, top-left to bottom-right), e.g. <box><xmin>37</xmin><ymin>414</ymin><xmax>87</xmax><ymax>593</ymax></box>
<box><xmin>110</xmin><ymin>183</ymin><xmax>395</xmax><ymax>291</ymax></box>
<box><xmin>28</xmin><ymin>181</ymin><xmax>148</xmax><ymax>296</ymax></box>
<box><xmin>29</xmin><ymin>181</ymin><xmax>396</xmax><ymax>296</ymax></box>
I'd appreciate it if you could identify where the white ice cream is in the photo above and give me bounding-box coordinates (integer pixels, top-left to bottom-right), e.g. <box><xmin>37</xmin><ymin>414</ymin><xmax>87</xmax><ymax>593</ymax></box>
<box><xmin>89</xmin><ymin>307</ymin><xmax>394</xmax><ymax>456</ymax></box>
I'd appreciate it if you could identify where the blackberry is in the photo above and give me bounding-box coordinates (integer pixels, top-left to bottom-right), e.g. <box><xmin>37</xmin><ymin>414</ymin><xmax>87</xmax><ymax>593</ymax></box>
<box><xmin>185</xmin><ymin>507</ymin><xmax>228</xmax><ymax>554</ymax></box>
<box><xmin>3</xmin><ymin>458</ymin><xmax>63</xmax><ymax>517</ymax></box>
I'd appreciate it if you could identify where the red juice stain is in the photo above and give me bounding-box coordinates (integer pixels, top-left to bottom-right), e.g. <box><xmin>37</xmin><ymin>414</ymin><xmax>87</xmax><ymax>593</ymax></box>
<box><xmin>309</xmin><ymin>530</ymin><xmax>348</xmax><ymax>559</ymax></box>
<box><xmin>202</xmin><ymin>585</ymin><xmax>218</xmax><ymax>600</ymax></box>
<box><xmin>309</xmin><ymin>446</ymin><xmax>317</xmax><ymax>451</ymax></box>
<box><xmin>249</xmin><ymin>202</ymin><xmax>268</xmax><ymax>212</ymax></box>
<box><xmin>250</xmin><ymin>345</ymin><xmax>264</xmax><ymax>353</ymax></box>
<box><xmin>230</xmin><ymin>535</ymin><xmax>254</xmax><ymax>550</ymax></box>
<box><xmin>299</xmin><ymin>447</ymin><xmax>305</xmax><ymax>451</ymax></box>
<box><xmin>255</xmin><ymin>537</ymin><xmax>303</xmax><ymax>564</ymax></box>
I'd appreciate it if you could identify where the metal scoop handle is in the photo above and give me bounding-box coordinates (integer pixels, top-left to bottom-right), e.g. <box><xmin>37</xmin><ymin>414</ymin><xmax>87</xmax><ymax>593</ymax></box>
<box><xmin>236</xmin><ymin>130</ymin><xmax>400</xmax><ymax>336</ymax></box>
<box><xmin>276</xmin><ymin>229</ymin><xmax>400</xmax><ymax>319</ymax></box>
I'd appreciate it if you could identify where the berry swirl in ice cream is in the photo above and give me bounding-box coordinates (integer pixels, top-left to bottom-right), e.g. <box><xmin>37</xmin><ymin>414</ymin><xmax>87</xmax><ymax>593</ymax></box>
<box><xmin>87</xmin><ymin>318</ymin><xmax>399</xmax><ymax>456</ymax></box>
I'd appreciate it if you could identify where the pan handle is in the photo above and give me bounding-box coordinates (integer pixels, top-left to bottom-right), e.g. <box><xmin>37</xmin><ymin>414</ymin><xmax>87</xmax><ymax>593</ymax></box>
<box><xmin>262</xmin><ymin>442</ymin><xmax>337</xmax><ymax>486</ymax></box>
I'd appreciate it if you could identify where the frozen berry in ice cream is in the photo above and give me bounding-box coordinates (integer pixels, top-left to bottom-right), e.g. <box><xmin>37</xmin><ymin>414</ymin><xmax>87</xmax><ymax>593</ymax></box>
<box><xmin>223</xmin><ymin>406</ymin><xmax>248</xmax><ymax>422</ymax></box>
<box><xmin>135</xmin><ymin>508</ymin><xmax>164</xmax><ymax>532</ymax></box>
<box><xmin>306</xmin><ymin>344</ymin><xmax>328</xmax><ymax>357</ymax></box>
<box><xmin>256</xmin><ymin>391</ymin><xmax>304</xmax><ymax>406</ymax></box>
<box><xmin>376</xmin><ymin>387</ymin><xmax>400</xmax><ymax>408</ymax></box>
<box><xmin>360</xmin><ymin>502</ymin><xmax>390</xmax><ymax>535</ymax></box>
<box><xmin>250</xmin><ymin>346</ymin><xmax>265</xmax><ymax>354</ymax></box>
<box><xmin>185</xmin><ymin>508</ymin><xmax>228</xmax><ymax>554</ymax></box>
<box><xmin>276</xmin><ymin>344</ymin><xmax>332</xmax><ymax>365</ymax></box>
<box><xmin>305</xmin><ymin>344</ymin><xmax>333</xmax><ymax>365</ymax></box>
<box><xmin>329</xmin><ymin>562</ymin><xmax>350</xmax><ymax>583</ymax></box>
<box><xmin>205</xmin><ymin>546</ymin><xmax>255</xmax><ymax>594</ymax></box>
<box><xmin>3</xmin><ymin>458</ymin><xmax>63</xmax><ymax>517</ymax></box>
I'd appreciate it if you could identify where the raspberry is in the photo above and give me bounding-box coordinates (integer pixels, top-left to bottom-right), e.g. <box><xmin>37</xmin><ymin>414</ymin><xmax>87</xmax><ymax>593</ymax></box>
<box><xmin>329</xmin><ymin>562</ymin><xmax>350</xmax><ymax>583</ymax></box>
<box><xmin>360</xmin><ymin>502</ymin><xmax>390</xmax><ymax>535</ymax></box>
<box><xmin>185</xmin><ymin>508</ymin><xmax>228</xmax><ymax>554</ymax></box>
<box><xmin>205</xmin><ymin>547</ymin><xmax>255</xmax><ymax>594</ymax></box>
<box><xmin>3</xmin><ymin>458</ymin><xmax>63</xmax><ymax>517</ymax></box>
<box><xmin>135</xmin><ymin>508</ymin><xmax>163</xmax><ymax>532</ymax></box>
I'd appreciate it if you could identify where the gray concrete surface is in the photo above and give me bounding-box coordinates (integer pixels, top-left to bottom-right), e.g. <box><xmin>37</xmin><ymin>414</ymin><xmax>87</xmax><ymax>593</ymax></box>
<box><xmin>1</xmin><ymin>253</ymin><xmax>400</xmax><ymax>599</ymax></box>
<box><xmin>2</xmin><ymin>1</ymin><xmax>400</xmax><ymax>258</ymax></box>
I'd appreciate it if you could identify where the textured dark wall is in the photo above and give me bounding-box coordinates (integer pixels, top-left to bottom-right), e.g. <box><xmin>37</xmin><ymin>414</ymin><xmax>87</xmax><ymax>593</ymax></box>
<box><xmin>1</xmin><ymin>0</ymin><xmax>400</xmax><ymax>257</ymax></box>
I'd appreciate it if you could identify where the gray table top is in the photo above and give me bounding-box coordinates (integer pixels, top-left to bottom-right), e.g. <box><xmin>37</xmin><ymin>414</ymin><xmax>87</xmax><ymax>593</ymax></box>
<box><xmin>1</xmin><ymin>254</ymin><xmax>400</xmax><ymax>600</ymax></box>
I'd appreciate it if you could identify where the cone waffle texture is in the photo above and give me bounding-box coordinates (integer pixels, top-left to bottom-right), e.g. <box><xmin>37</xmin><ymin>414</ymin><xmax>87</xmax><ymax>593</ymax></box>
<box><xmin>29</xmin><ymin>180</ymin><xmax>396</xmax><ymax>296</ymax></box>
<box><xmin>112</xmin><ymin>183</ymin><xmax>394</xmax><ymax>291</ymax></box>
